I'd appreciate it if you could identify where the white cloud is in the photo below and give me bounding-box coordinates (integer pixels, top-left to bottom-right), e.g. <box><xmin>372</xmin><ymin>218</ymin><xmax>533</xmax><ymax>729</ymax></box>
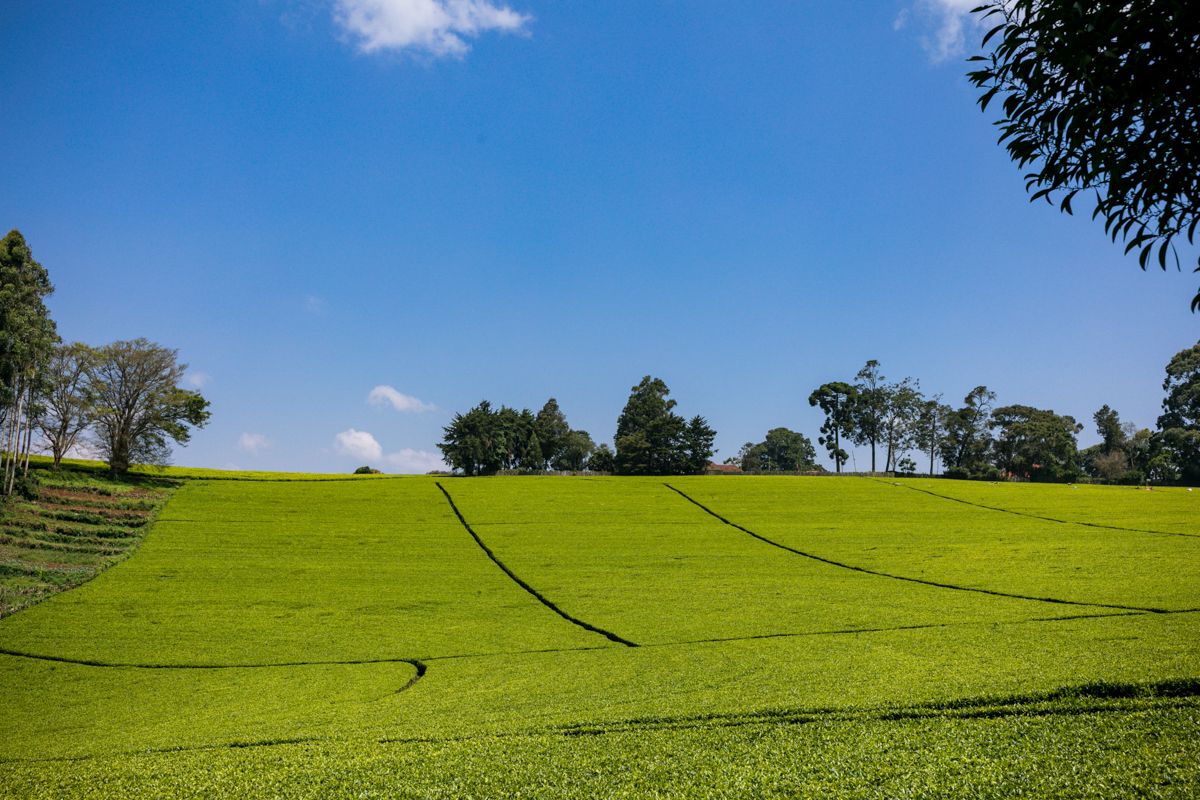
<box><xmin>185</xmin><ymin>372</ymin><xmax>212</xmax><ymax>389</ymax></box>
<box><xmin>305</xmin><ymin>295</ymin><xmax>327</xmax><ymax>314</ymax></box>
<box><xmin>334</xmin><ymin>428</ymin><xmax>384</xmax><ymax>461</ymax></box>
<box><xmin>333</xmin><ymin>0</ymin><xmax>531</xmax><ymax>57</ymax></box>
<box><xmin>385</xmin><ymin>448</ymin><xmax>447</xmax><ymax>474</ymax></box>
<box><xmin>367</xmin><ymin>385</ymin><xmax>437</xmax><ymax>413</ymax></box>
<box><xmin>902</xmin><ymin>0</ymin><xmax>985</xmax><ymax>62</ymax></box>
<box><xmin>238</xmin><ymin>433</ymin><xmax>270</xmax><ymax>455</ymax></box>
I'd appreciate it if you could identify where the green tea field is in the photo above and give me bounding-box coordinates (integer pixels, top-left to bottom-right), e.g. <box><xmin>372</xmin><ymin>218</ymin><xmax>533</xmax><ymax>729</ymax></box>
<box><xmin>1</xmin><ymin>475</ymin><xmax>1197</xmax><ymax>798</ymax></box>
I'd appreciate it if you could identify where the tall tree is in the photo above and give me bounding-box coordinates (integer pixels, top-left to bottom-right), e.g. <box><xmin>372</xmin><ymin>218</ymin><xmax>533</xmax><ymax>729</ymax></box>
<box><xmin>1094</xmin><ymin>404</ymin><xmax>1125</xmax><ymax>454</ymax></box>
<box><xmin>849</xmin><ymin>361</ymin><xmax>886</xmax><ymax>473</ymax></box>
<box><xmin>682</xmin><ymin>416</ymin><xmax>718</xmax><ymax>475</ymax></box>
<box><xmin>535</xmin><ymin>398</ymin><xmax>570</xmax><ymax>469</ymax></box>
<box><xmin>86</xmin><ymin>339</ymin><xmax>210</xmax><ymax>475</ymax></box>
<box><xmin>913</xmin><ymin>395</ymin><xmax>951</xmax><ymax>476</ymax></box>
<box><xmin>939</xmin><ymin>386</ymin><xmax>996</xmax><ymax>473</ymax></box>
<box><xmin>36</xmin><ymin>342</ymin><xmax>94</xmax><ymax>469</ymax></box>
<box><xmin>880</xmin><ymin>377</ymin><xmax>923</xmax><ymax>473</ymax></box>
<box><xmin>613</xmin><ymin>376</ymin><xmax>706</xmax><ymax>476</ymax></box>
<box><xmin>808</xmin><ymin>382</ymin><xmax>856</xmax><ymax>473</ymax></box>
<box><xmin>967</xmin><ymin>0</ymin><xmax>1200</xmax><ymax>311</ymax></box>
<box><xmin>0</xmin><ymin>230</ymin><xmax>59</xmax><ymax>494</ymax></box>
<box><xmin>1155</xmin><ymin>339</ymin><xmax>1200</xmax><ymax>483</ymax></box>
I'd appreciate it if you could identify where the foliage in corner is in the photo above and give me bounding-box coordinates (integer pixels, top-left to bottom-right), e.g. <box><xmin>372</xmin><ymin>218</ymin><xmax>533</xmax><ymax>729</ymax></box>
<box><xmin>967</xmin><ymin>0</ymin><xmax>1200</xmax><ymax>310</ymax></box>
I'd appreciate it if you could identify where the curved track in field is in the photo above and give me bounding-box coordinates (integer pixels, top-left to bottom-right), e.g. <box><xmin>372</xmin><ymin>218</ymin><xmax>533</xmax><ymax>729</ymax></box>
<box><xmin>663</xmin><ymin>484</ymin><xmax>1173</xmax><ymax>614</ymax></box>
<box><xmin>436</xmin><ymin>483</ymin><xmax>638</xmax><ymax>647</ymax></box>
<box><xmin>879</xmin><ymin>479</ymin><xmax>1198</xmax><ymax>538</ymax></box>
<box><xmin>0</xmin><ymin>647</ymin><xmax>427</xmax><ymax>693</ymax></box>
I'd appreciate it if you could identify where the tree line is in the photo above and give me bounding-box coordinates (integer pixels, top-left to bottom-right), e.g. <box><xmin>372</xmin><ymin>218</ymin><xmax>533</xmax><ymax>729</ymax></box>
<box><xmin>439</xmin><ymin>342</ymin><xmax>1200</xmax><ymax>484</ymax></box>
<box><xmin>808</xmin><ymin>348</ymin><xmax>1200</xmax><ymax>484</ymax></box>
<box><xmin>439</xmin><ymin>376</ymin><xmax>717</xmax><ymax>476</ymax></box>
<box><xmin>0</xmin><ymin>230</ymin><xmax>210</xmax><ymax>492</ymax></box>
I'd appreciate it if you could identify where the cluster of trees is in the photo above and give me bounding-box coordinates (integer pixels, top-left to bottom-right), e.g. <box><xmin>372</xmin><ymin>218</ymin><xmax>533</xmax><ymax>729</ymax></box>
<box><xmin>807</xmin><ymin>361</ymin><xmax>922</xmax><ymax>474</ymax></box>
<box><xmin>0</xmin><ymin>231</ymin><xmax>210</xmax><ymax>490</ymax></box>
<box><xmin>730</xmin><ymin>428</ymin><xmax>818</xmax><ymax>473</ymax></box>
<box><xmin>438</xmin><ymin>398</ymin><xmax>599</xmax><ymax>476</ymax></box>
<box><xmin>1074</xmin><ymin>342</ymin><xmax>1200</xmax><ymax>485</ymax></box>
<box><xmin>439</xmin><ymin>377</ymin><xmax>716</xmax><ymax>476</ymax></box>
<box><xmin>612</xmin><ymin>377</ymin><xmax>715</xmax><ymax>475</ymax></box>
<box><xmin>809</xmin><ymin>343</ymin><xmax>1200</xmax><ymax>484</ymax></box>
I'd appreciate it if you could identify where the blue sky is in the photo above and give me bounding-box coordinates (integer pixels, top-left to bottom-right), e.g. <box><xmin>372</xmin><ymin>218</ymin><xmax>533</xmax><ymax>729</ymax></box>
<box><xmin>3</xmin><ymin>0</ymin><xmax>1197</xmax><ymax>473</ymax></box>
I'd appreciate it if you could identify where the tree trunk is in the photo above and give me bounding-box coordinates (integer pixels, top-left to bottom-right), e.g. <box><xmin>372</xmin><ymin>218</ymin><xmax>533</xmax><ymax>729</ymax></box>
<box><xmin>834</xmin><ymin>425</ymin><xmax>841</xmax><ymax>473</ymax></box>
<box><xmin>22</xmin><ymin>414</ymin><xmax>34</xmax><ymax>476</ymax></box>
<box><xmin>5</xmin><ymin>381</ymin><xmax>25</xmax><ymax>495</ymax></box>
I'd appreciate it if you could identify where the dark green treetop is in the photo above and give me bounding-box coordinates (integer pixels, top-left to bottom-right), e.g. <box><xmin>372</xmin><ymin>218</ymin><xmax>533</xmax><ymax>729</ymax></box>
<box><xmin>808</xmin><ymin>381</ymin><xmax>856</xmax><ymax>473</ymax></box>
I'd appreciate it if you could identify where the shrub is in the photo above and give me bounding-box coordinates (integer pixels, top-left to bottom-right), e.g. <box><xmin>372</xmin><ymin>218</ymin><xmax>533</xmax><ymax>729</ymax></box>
<box><xmin>943</xmin><ymin>466</ymin><xmax>970</xmax><ymax>480</ymax></box>
<box><xmin>1118</xmin><ymin>469</ymin><xmax>1146</xmax><ymax>485</ymax></box>
<box><xmin>983</xmin><ymin>465</ymin><xmax>1003</xmax><ymax>481</ymax></box>
<box><xmin>353</xmin><ymin>466</ymin><xmax>381</xmax><ymax>475</ymax></box>
<box><xmin>12</xmin><ymin>471</ymin><xmax>41</xmax><ymax>501</ymax></box>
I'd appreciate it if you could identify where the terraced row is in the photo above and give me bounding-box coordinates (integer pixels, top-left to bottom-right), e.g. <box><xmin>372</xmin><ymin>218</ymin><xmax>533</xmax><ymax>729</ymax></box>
<box><xmin>0</xmin><ymin>480</ymin><xmax>173</xmax><ymax>619</ymax></box>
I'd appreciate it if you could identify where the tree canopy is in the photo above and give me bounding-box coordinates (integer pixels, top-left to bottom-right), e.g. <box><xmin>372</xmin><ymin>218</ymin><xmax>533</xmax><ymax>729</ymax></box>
<box><xmin>87</xmin><ymin>339</ymin><xmax>211</xmax><ymax>475</ymax></box>
<box><xmin>439</xmin><ymin>399</ymin><xmax>595</xmax><ymax>475</ymax></box>
<box><xmin>0</xmin><ymin>230</ymin><xmax>58</xmax><ymax>493</ymax></box>
<box><xmin>967</xmin><ymin>0</ymin><xmax>1200</xmax><ymax>310</ymax></box>
<box><xmin>989</xmin><ymin>404</ymin><xmax>1083</xmax><ymax>479</ymax></box>
<box><xmin>808</xmin><ymin>382</ymin><xmax>856</xmax><ymax>473</ymax></box>
<box><xmin>737</xmin><ymin>428</ymin><xmax>818</xmax><ymax>473</ymax></box>
<box><xmin>613</xmin><ymin>377</ymin><xmax>715</xmax><ymax>476</ymax></box>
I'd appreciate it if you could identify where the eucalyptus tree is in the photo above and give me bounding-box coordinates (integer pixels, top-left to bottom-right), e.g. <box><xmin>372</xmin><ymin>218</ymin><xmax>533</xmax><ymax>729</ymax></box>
<box><xmin>36</xmin><ymin>342</ymin><xmax>94</xmax><ymax>469</ymax></box>
<box><xmin>0</xmin><ymin>230</ymin><xmax>59</xmax><ymax>494</ymax></box>
<box><xmin>914</xmin><ymin>395</ymin><xmax>951</xmax><ymax>476</ymax></box>
<box><xmin>880</xmin><ymin>377</ymin><xmax>923</xmax><ymax>473</ymax></box>
<box><xmin>535</xmin><ymin>398</ymin><xmax>570</xmax><ymax>469</ymax></box>
<box><xmin>850</xmin><ymin>361</ymin><xmax>887</xmax><ymax>473</ymax></box>
<box><xmin>939</xmin><ymin>386</ymin><xmax>997</xmax><ymax>473</ymax></box>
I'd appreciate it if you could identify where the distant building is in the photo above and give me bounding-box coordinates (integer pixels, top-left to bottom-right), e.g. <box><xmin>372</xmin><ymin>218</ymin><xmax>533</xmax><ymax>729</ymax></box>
<box><xmin>705</xmin><ymin>462</ymin><xmax>742</xmax><ymax>474</ymax></box>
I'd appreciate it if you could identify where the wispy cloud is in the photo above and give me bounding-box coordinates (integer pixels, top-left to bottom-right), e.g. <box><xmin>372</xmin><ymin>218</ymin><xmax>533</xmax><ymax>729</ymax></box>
<box><xmin>185</xmin><ymin>372</ymin><xmax>212</xmax><ymax>389</ymax></box>
<box><xmin>238</xmin><ymin>433</ymin><xmax>271</xmax><ymax>455</ymax></box>
<box><xmin>367</xmin><ymin>385</ymin><xmax>437</xmax><ymax>413</ymax></box>
<box><xmin>385</xmin><ymin>448</ymin><xmax>446</xmax><ymax>473</ymax></box>
<box><xmin>305</xmin><ymin>295</ymin><xmax>327</xmax><ymax>314</ymax></box>
<box><xmin>900</xmin><ymin>0</ymin><xmax>986</xmax><ymax>62</ymax></box>
<box><xmin>333</xmin><ymin>0</ymin><xmax>531</xmax><ymax>58</ymax></box>
<box><xmin>334</xmin><ymin>428</ymin><xmax>384</xmax><ymax>461</ymax></box>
